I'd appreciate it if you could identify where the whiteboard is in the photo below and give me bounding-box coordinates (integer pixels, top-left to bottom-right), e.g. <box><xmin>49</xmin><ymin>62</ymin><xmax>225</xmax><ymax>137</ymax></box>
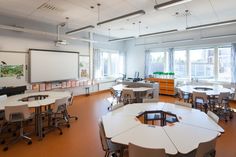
<box><xmin>30</xmin><ymin>49</ymin><xmax>79</xmax><ymax>83</ymax></box>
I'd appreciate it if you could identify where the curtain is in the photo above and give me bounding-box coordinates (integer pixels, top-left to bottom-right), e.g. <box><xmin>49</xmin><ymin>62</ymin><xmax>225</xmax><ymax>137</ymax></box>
<box><xmin>144</xmin><ymin>49</ymin><xmax>151</xmax><ymax>78</ymax></box>
<box><xmin>168</xmin><ymin>48</ymin><xmax>174</xmax><ymax>72</ymax></box>
<box><xmin>93</xmin><ymin>48</ymin><xmax>103</xmax><ymax>79</ymax></box>
<box><xmin>231</xmin><ymin>43</ymin><xmax>236</xmax><ymax>83</ymax></box>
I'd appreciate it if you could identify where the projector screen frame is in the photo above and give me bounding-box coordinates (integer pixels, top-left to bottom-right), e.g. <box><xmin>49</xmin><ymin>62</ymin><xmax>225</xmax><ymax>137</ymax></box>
<box><xmin>29</xmin><ymin>49</ymin><xmax>79</xmax><ymax>83</ymax></box>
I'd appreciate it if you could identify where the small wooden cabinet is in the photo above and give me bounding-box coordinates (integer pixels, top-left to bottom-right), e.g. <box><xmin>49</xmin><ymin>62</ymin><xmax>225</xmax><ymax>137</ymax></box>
<box><xmin>147</xmin><ymin>78</ymin><xmax>176</xmax><ymax>96</ymax></box>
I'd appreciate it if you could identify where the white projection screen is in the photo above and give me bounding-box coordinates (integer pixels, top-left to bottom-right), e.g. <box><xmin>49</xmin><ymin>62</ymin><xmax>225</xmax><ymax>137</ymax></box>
<box><xmin>29</xmin><ymin>49</ymin><xmax>79</xmax><ymax>83</ymax></box>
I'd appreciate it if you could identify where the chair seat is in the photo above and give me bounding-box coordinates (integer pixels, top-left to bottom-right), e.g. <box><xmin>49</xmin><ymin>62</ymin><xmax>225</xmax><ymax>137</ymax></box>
<box><xmin>165</xmin><ymin>117</ymin><xmax>178</xmax><ymax>123</ymax></box>
<box><xmin>146</xmin><ymin>113</ymin><xmax>162</xmax><ymax>121</ymax></box>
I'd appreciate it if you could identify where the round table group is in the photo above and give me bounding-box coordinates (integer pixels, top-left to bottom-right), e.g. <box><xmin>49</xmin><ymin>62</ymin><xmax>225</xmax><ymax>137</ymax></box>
<box><xmin>178</xmin><ymin>85</ymin><xmax>233</xmax><ymax>96</ymax></box>
<box><xmin>0</xmin><ymin>91</ymin><xmax>71</xmax><ymax>139</ymax></box>
<box><xmin>102</xmin><ymin>102</ymin><xmax>224</xmax><ymax>155</ymax></box>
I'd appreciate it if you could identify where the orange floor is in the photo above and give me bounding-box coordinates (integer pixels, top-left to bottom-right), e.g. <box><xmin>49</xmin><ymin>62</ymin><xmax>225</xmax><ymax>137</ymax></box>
<box><xmin>0</xmin><ymin>92</ymin><xmax>236</xmax><ymax>157</ymax></box>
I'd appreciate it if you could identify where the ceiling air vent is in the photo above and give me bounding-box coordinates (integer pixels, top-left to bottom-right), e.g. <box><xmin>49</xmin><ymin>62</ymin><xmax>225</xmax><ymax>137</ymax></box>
<box><xmin>37</xmin><ymin>2</ymin><xmax>64</xmax><ymax>13</ymax></box>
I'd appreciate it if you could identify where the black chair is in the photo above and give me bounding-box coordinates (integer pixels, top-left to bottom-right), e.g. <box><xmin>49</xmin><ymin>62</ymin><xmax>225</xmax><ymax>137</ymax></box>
<box><xmin>144</xmin><ymin>110</ymin><xmax>164</xmax><ymax>126</ymax></box>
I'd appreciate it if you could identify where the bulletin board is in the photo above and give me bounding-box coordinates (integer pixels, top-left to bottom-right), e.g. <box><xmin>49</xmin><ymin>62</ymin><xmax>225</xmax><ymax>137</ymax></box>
<box><xmin>0</xmin><ymin>51</ymin><xmax>27</xmax><ymax>87</ymax></box>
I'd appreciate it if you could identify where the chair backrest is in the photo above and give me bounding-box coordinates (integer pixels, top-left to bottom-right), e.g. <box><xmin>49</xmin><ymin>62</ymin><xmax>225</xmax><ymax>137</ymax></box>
<box><xmin>67</xmin><ymin>92</ymin><xmax>74</xmax><ymax>106</ymax></box>
<box><xmin>110</xmin><ymin>103</ymin><xmax>124</xmax><ymax>111</ymax></box>
<box><xmin>195</xmin><ymin>137</ymin><xmax>217</xmax><ymax>157</ymax></box>
<box><xmin>218</xmin><ymin>92</ymin><xmax>230</xmax><ymax>104</ymax></box>
<box><xmin>192</xmin><ymin>91</ymin><xmax>208</xmax><ymax>103</ymax></box>
<box><xmin>53</xmin><ymin>97</ymin><xmax>68</xmax><ymax>113</ymax></box>
<box><xmin>98</xmin><ymin>119</ymin><xmax>109</xmax><ymax>151</ymax></box>
<box><xmin>175</xmin><ymin>101</ymin><xmax>192</xmax><ymax>108</ymax></box>
<box><xmin>128</xmin><ymin>143</ymin><xmax>166</xmax><ymax>157</ymax></box>
<box><xmin>207</xmin><ymin>111</ymin><xmax>219</xmax><ymax>123</ymax></box>
<box><xmin>122</xmin><ymin>89</ymin><xmax>135</xmax><ymax>99</ymax></box>
<box><xmin>145</xmin><ymin>89</ymin><xmax>154</xmax><ymax>98</ymax></box>
<box><xmin>0</xmin><ymin>94</ymin><xmax>7</xmax><ymax>103</ymax></box>
<box><xmin>178</xmin><ymin>89</ymin><xmax>184</xmax><ymax>99</ymax></box>
<box><xmin>4</xmin><ymin>104</ymin><xmax>30</xmax><ymax>122</ymax></box>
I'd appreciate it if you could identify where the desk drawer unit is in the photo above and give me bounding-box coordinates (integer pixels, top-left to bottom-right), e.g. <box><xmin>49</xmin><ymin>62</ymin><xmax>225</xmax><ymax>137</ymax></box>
<box><xmin>147</xmin><ymin>78</ymin><xmax>176</xmax><ymax>96</ymax></box>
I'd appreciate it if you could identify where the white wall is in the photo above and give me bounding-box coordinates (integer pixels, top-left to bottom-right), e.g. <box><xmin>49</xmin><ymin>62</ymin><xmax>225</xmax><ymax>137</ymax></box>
<box><xmin>125</xmin><ymin>23</ymin><xmax>236</xmax><ymax>79</ymax></box>
<box><xmin>0</xmin><ymin>15</ymin><xmax>126</xmax><ymax>87</ymax></box>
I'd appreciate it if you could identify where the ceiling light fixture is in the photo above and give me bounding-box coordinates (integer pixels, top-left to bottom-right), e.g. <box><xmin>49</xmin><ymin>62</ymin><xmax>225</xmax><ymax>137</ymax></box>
<box><xmin>97</xmin><ymin>10</ymin><xmax>145</xmax><ymax>26</ymax></box>
<box><xmin>108</xmin><ymin>36</ymin><xmax>135</xmax><ymax>42</ymax></box>
<box><xmin>162</xmin><ymin>38</ymin><xmax>194</xmax><ymax>43</ymax></box>
<box><xmin>66</xmin><ymin>25</ymin><xmax>95</xmax><ymax>35</ymax></box>
<box><xmin>201</xmin><ymin>34</ymin><xmax>236</xmax><ymax>40</ymax></box>
<box><xmin>186</xmin><ymin>19</ymin><xmax>236</xmax><ymax>30</ymax></box>
<box><xmin>154</xmin><ymin>0</ymin><xmax>192</xmax><ymax>10</ymax></box>
<box><xmin>139</xmin><ymin>29</ymin><xmax>178</xmax><ymax>38</ymax></box>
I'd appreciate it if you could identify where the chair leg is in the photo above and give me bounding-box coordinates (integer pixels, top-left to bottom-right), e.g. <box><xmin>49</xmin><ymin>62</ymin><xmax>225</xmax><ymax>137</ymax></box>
<box><xmin>3</xmin><ymin>121</ymin><xmax>32</xmax><ymax>151</ymax></box>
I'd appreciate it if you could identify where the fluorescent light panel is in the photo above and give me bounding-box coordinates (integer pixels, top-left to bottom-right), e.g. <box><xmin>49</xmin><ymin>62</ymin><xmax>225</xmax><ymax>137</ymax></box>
<box><xmin>186</xmin><ymin>19</ymin><xmax>236</xmax><ymax>30</ymax></box>
<box><xmin>162</xmin><ymin>38</ymin><xmax>194</xmax><ymax>43</ymax></box>
<box><xmin>66</xmin><ymin>25</ymin><xmax>94</xmax><ymax>35</ymax></box>
<box><xmin>154</xmin><ymin>0</ymin><xmax>192</xmax><ymax>10</ymax></box>
<box><xmin>97</xmin><ymin>10</ymin><xmax>145</xmax><ymax>26</ymax></box>
<box><xmin>108</xmin><ymin>36</ymin><xmax>135</xmax><ymax>42</ymax></box>
<box><xmin>201</xmin><ymin>34</ymin><xmax>236</xmax><ymax>40</ymax></box>
<box><xmin>139</xmin><ymin>29</ymin><xmax>178</xmax><ymax>38</ymax></box>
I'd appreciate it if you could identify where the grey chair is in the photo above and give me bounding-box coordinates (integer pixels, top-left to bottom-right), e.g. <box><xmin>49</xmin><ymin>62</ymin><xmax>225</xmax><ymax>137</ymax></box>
<box><xmin>143</xmin><ymin>89</ymin><xmax>159</xmax><ymax>103</ymax></box>
<box><xmin>178</xmin><ymin>89</ymin><xmax>191</xmax><ymax>103</ymax></box>
<box><xmin>215</xmin><ymin>92</ymin><xmax>233</xmax><ymax>122</ymax></box>
<box><xmin>98</xmin><ymin>119</ymin><xmax>122</xmax><ymax>157</ymax></box>
<box><xmin>192</xmin><ymin>92</ymin><xmax>208</xmax><ymax>113</ymax></box>
<box><xmin>0</xmin><ymin>95</ymin><xmax>7</xmax><ymax>120</ymax></box>
<box><xmin>121</xmin><ymin>89</ymin><xmax>136</xmax><ymax>105</ymax></box>
<box><xmin>128</xmin><ymin>142</ymin><xmax>166</xmax><ymax>157</ymax></box>
<box><xmin>195</xmin><ymin>137</ymin><xmax>217</xmax><ymax>157</ymax></box>
<box><xmin>207</xmin><ymin>111</ymin><xmax>219</xmax><ymax>123</ymax></box>
<box><xmin>43</xmin><ymin>97</ymin><xmax>69</xmax><ymax>137</ymax></box>
<box><xmin>3</xmin><ymin>104</ymin><xmax>33</xmax><ymax>151</ymax></box>
<box><xmin>66</xmin><ymin>92</ymin><xmax>78</xmax><ymax>121</ymax></box>
<box><xmin>108</xmin><ymin>88</ymin><xmax>122</xmax><ymax>110</ymax></box>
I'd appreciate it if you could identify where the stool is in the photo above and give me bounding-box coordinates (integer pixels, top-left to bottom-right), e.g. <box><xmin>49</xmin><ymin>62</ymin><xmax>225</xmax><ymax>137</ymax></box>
<box><xmin>85</xmin><ymin>87</ymin><xmax>90</xmax><ymax>96</ymax></box>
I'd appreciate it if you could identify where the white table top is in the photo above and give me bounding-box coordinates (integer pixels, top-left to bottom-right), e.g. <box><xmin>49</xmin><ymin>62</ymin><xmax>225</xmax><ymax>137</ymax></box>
<box><xmin>123</xmin><ymin>87</ymin><xmax>153</xmax><ymax>92</ymax></box>
<box><xmin>102</xmin><ymin>102</ymin><xmax>224</xmax><ymax>154</ymax></box>
<box><xmin>112</xmin><ymin>84</ymin><xmax>152</xmax><ymax>92</ymax></box>
<box><xmin>178</xmin><ymin>85</ymin><xmax>233</xmax><ymax>95</ymax></box>
<box><xmin>163</xmin><ymin>122</ymin><xmax>219</xmax><ymax>154</ymax></box>
<box><xmin>102</xmin><ymin>114</ymin><xmax>141</xmax><ymax>138</ymax></box>
<box><xmin>112</xmin><ymin>124</ymin><xmax>178</xmax><ymax>155</ymax></box>
<box><xmin>0</xmin><ymin>91</ymin><xmax>71</xmax><ymax>110</ymax></box>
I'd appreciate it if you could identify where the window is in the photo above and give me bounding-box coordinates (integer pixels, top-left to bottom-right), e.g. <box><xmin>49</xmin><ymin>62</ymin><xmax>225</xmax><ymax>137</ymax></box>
<box><xmin>102</xmin><ymin>52</ymin><xmax>123</xmax><ymax>77</ymax></box>
<box><xmin>148</xmin><ymin>52</ymin><xmax>166</xmax><ymax>75</ymax></box>
<box><xmin>189</xmin><ymin>48</ymin><xmax>214</xmax><ymax>80</ymax></box>
<box><xmin>218</xmin><ymin>47</ymin><xmax>232</xmax><ymax>82</ymax></box>
<box><xmin>174</xmin><ymin>50</ymin><xmax>187</xmax><ymax>77</ymax></box>
<box><xmin>94</xmin><ymin>49</ymin><xmax>124</xmax><ymax>79</ymax></box>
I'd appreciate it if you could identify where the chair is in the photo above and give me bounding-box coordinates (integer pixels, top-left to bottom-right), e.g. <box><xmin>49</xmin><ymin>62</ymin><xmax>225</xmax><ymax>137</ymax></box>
<box><xmin>108</xmin><ymin>88</ymin><xmax>122</xmax><ymax>110</ymax></box>
<box><xmin>175</xmin><ymin>101</ymin><xmax>192</xmax><ymax>108</ymax></box>
<box><xmin>143</xmin><ymin>89</ymin><xmax>159</xmax><ymax>103</ymax></box>
<box><xmin>121</xmin><ymin>89</ymin><xmax>136</xmax><ymax>105</ymax></box>
<box><xmin>110</xmin><ymin>102</ymin><xmax>124</xmax><ymax>111</ymax></box>
<box><xmin>66</xmin><ymin>92</ymin><xmax>78</xmax><ymax>121</ymax></box>
<box><xmin>142</xmin><ymin>89</ymin><xmax>154</xmax><ymax>103</ymax></box>
<box><xmin>0</xmin><ymin>94</ymin><xmax>7</xmax><ymax>102</ymax></box>
<box><xmin>43</xmin><ymin>97</ymin><xmax>69</xmax><ymax>137</ymax></box>
<box><xmin>0</xmin><ymin>95</ymin><xmax>7</xmax><ymax>120</ymax></box>
<box><xmin>177</xmin><ymin>89</ymin><xmax>191</xmax><ymax>103</ymax></box>
<box><xmin>3</xmin><ymin>104</ymin><xmax>33</xmax><ymax>151</ymax></box>
<box><xmin>128</xmin><ymin>142</ymin><xmax>166</xmax><ymax>157</ymax></box>
<box><xmin>195</xmin><ymin>137</ymin><xmax>217</xmax><ymax>157</ymax></box>
<box><xmin>207</xmin><ymin>111</ymin><xmax>219</xmax><ymax>123</ymax></box>
<box><xmin>215</xmin><ymin>92</ymin><xmax>233</xmax><ymax>122</ymax></box>
<box><xmin>144</xmin><ymin>110</ymin><xmax>163</xmax><ymax>126</ymax></box>
<box><xmin>98</xmin><ymin>119</ymin><xmax>122</xmax><ymax>157</ymax></box>
<box><xmin>192</xmin><ymin>92</ymin><xmax>208</xmax><ymax>113</ymax></box>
